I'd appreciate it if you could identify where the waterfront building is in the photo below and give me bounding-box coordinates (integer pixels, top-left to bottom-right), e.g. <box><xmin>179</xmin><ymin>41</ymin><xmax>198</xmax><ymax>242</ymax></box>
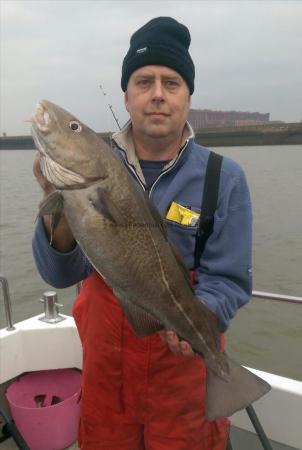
<box><xmin>188</xmin><ymin>109</ymin><xmax>270</xmax><ymax>129</ymax></box>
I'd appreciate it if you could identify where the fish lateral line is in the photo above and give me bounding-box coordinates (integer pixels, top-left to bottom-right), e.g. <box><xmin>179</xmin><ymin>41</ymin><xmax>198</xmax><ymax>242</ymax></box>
<box><xmin>144</xmin><ymin>216</ymin><xmax>211</xmax><ymax>355</ymax></box>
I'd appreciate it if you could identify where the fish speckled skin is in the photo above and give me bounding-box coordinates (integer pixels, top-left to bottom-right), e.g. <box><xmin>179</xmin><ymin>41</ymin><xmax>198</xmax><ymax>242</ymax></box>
<box><xmin>31</xmin><ymin>100</ymin><xmax>270</xmax><ymax>420</ymax></box>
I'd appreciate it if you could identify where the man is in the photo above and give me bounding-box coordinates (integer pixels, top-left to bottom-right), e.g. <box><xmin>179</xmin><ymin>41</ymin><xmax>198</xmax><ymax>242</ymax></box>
<box><xmin>33</xmin><ymin>17</ymin><xmax>252</xmax><ymax>450</ymax></box>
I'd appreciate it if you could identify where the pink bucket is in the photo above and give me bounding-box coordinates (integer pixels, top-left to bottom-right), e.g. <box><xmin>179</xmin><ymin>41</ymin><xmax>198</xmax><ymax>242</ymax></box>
<box><xmin>6</xmin><ymin>369</ymin><xmax>82</xmax><ymax>450</ymax></box>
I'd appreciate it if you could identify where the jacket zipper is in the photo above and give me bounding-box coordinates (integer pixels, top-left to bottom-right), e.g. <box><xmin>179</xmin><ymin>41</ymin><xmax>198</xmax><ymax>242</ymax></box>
<box><xmin>148</xmin><ymin>140</ymin><xmax>189</xmax><ymax>198</ymax></box>
<box><xmin>113</xmin><ymin>139</ymin><xmax>190</xmax><ymax>197</ymax></box>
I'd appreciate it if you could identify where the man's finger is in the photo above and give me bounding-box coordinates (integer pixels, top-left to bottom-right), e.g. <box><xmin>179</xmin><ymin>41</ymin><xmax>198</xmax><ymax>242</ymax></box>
<box><xmin>180</xmin><ymin>340</ymin><xmax>195</xmax><ymax>357</ymax></box>
<box><xmin>159</xmin><ymin>330</ymin><xmax>195</xmax><ymax>357</ymax></box>
<box><xmin>165</xmin><ymin>331</ymin><xmax>180</xmax><ymax>354</ymax></box>
<box><xmin>159</xmin><ymin>330</ymin><xmax>180</xmax><ymax>355</ymax></box>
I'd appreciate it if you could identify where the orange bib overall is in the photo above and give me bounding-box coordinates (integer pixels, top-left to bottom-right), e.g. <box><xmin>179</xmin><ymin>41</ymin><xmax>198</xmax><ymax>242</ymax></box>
<box><xmin>73</xmin><ymin>271</ymin><xmax>229</xmax><ymax>450</ymax></box>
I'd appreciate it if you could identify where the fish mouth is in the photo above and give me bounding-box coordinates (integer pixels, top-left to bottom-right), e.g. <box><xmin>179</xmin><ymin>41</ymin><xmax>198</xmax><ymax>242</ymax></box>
<box><xmin>31</xmin><ymin>121</ymin><xmax>48</xmax><ymax>158</ymax></box>
<box><xmin>32</xmin><ymin>101</ymin><xmax>52</xmax><ymax>134</ymax></box>
<box><xmin>31</xmin><ymin>102</ymin><xmax>87</xmax><ymax>188</ymax></box>
<box><xmin>31</xmin><ymin>101</ymin><xmax>54</xmax><ymax>157</ymax></box>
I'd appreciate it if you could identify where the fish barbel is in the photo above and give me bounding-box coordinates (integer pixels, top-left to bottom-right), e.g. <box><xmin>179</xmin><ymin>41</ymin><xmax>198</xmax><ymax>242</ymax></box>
<box><xmin>31</xmin><ymin>100</ymin><xmax>271</xmax><ymax>420</ymax></box>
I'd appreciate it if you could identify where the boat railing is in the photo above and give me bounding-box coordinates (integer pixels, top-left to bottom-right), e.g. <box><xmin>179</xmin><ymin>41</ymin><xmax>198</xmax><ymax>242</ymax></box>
<box><xmin>1</xmin><ymin>277</ymin><xmax>301</xmax><ymax>449</ymax></box>
<box><xmin>252</xmin><ymin>290</ymin><xmax>302</xmax><ymax>305</ymax></box>
<box><xmin>0</xmin><ymin>274</ymin><xmax>15</xmax><ymax>331</ymax></box>
<box><xmin>1</xmin><ymin>274</ymin><xmax>302</xmax><ymax>332</ymax></box>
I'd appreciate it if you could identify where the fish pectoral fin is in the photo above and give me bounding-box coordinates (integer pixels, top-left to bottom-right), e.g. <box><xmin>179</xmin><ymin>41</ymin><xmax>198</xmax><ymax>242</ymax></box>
<box><xmin>114</xmin><ymin>292</ymin><xmax>164</xmax><ymax>337</ymax></box>
<box><xmin>89</xmin><ymin>186</ymin><xmax>125</xmax><ymax>225</ymax></box>
<box><xmin>37</xmin><ymin>190</ymin><xmax>64</xmax><ymax>217</ymax></box>
<box><xmin>206</xmin><ymin>357</ymin><xmax>271</xmax><ymax>421</ymax></box>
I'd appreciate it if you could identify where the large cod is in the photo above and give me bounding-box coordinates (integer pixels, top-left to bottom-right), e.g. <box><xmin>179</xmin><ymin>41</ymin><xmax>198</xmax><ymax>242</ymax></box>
<box><xmin>31</xmin><ymin>100</ymin><xmax>270</xmax><ymax>421</ymax></box>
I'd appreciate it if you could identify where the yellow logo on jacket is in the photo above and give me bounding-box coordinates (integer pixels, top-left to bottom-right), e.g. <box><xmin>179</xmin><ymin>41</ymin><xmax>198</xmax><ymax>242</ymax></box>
<box><xmin>166</xmin><ymin>202</ymin><xmax>200</xmax><ymax>227</ymax></box>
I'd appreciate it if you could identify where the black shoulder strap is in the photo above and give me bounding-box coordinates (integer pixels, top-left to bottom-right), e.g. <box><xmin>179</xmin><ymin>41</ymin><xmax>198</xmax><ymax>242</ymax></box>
<box><xmin>193</xmin><ymin>151</ymin><xmax>223</xmax><ymax>269</ymax></box>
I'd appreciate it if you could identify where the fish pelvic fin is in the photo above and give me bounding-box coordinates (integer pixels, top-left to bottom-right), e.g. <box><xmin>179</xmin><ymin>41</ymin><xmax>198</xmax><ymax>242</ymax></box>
<box><xmin>206</xmin><ymin>357</ymin><xmax>271</xmax><ymax>421</ymax></box>
<box><xmin>38</xmin><ymin>190</ymin><xmax>64</xmax><ymax>217</ymax></box>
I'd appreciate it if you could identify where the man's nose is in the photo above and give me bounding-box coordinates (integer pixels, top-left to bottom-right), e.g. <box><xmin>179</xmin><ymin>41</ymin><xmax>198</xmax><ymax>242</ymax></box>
<box><xmin>151</xmin><ymin>80</ymin><xmax>165</xmax><ymax>102</ymax></box>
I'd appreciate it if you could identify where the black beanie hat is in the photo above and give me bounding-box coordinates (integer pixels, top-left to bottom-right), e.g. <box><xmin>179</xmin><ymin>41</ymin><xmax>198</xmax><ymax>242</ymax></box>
<box><xmin>121</xmin><ymin>17</ymin><xmax>195</xmax><ymax>94</ymax></box>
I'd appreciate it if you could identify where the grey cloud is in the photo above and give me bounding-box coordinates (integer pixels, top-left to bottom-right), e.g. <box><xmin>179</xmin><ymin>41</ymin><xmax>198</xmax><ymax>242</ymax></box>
<box><xmin>1</xmin><ymin>0</ymin><xmax>302</xmax><ymax>135</ymax></box>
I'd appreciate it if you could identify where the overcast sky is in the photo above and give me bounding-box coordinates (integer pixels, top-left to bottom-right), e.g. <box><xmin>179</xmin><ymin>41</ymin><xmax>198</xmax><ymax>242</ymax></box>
<box><xmin>1</xmin><ymin>0</ymin><xmax>302</xmax><ymax>135</ymax></box>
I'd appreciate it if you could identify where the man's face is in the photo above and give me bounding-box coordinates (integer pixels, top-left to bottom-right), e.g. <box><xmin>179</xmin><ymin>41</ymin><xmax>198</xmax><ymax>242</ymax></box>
<box><xmin>125</xmin><ymin>65</ymin><xmax>191</xmax><ymax>140</ymax></box>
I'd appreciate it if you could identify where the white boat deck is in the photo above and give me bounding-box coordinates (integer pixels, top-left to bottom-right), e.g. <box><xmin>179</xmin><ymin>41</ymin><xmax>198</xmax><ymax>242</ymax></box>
<box><xmin>1</xmin><ymin>314</ymin><xmax>302</xmax><ymax>450</ymax></box>
<box><xmin>230</xmin><ymin>426</ymin><xmax>300</xmax><ymax>450</ymax></box>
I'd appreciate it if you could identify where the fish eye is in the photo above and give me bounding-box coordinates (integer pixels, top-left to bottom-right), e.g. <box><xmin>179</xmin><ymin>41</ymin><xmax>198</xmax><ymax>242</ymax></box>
<box><xmin>69</xmin><ymin>120</ymin><xmax>82</xmax><ymax>132</ymax></box>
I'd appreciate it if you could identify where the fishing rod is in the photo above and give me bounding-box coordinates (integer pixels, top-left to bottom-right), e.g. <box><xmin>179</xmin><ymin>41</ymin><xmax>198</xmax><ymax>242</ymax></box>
<box><xmin>99</xmin><ymin>84</ymin><xmax>121</xmax><ymax>130</ymax></box>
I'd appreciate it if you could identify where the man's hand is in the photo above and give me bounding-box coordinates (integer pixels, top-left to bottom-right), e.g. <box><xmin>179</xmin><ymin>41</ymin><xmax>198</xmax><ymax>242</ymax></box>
<box><xmin>159</xmin><ymin>330</ymin><xmax>195</xmax><ymax>358</ymax></box>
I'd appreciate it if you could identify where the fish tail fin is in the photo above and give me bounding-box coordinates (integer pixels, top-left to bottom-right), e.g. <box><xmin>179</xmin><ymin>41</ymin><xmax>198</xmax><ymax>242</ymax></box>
<box><xmin>206</xmin><ymin>357</ymin><xmax>271</xmax><ymax>421</ymax></box>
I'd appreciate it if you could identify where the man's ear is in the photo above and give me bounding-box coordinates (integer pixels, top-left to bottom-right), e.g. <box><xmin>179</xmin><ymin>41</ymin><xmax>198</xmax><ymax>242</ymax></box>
<box><xmin>124</xmin><ymin>91</ymin><xmax>129</xmax><ymax>113</ymax></box>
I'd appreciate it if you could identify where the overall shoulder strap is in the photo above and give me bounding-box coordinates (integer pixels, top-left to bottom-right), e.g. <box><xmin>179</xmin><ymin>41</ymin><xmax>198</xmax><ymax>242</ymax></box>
<box><xmin>193</xmin><ymin>151</ymin><xmax>223</xmax><ymax>269</ymax></box>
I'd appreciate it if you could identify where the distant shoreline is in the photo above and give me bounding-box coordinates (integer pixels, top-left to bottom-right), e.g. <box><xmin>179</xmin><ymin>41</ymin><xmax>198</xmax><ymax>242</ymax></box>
<box><xmin>1</xmin><ymin>123</ymin><xmax>302</xmax><ymax>149</ymax></box>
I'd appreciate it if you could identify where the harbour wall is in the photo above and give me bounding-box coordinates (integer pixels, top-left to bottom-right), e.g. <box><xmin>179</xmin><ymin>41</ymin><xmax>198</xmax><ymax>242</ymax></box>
<box><xmin>1</xmin><ymin>123</ymin><xmax>302</xmax><ymax>150</ymax></box>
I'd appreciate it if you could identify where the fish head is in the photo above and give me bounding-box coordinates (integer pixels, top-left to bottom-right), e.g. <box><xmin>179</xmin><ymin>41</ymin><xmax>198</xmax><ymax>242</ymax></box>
<box><xmin>31</xmin><ymin>99</ymin><xmax>110</xmax><ymax>188</ymax></box>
